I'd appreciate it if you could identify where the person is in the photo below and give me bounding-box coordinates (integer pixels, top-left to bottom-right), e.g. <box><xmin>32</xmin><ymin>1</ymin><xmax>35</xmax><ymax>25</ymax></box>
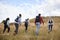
<box><xmin>35</xmin><ymin>14</ymin><xmax>44</xmax><ymax>35</ymax></box>
<box><xmin>24</xmin><ymin>18</ymin><xmax>29</xmax><ymax>32</ymax></box>
<box><xmin>48</xmin><ymin>17</ymin><xmax>53</xmax><ymax>33</ymax></box>
<box><xmin>14</xmin><ymin>14</ymin><xmax>22</xmax><ymax>34</ymax></box>
<box><xmin>3</xmin><ymin>18</ymin><xmax>10</xmax><ymax>33</ymax></box>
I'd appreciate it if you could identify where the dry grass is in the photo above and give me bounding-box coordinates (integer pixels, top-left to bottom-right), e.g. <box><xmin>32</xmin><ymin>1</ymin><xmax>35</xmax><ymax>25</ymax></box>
<box><xmin>0</xmin><ymin>16</ymin><xmax>60</xmax><ymax>40</ymax></box>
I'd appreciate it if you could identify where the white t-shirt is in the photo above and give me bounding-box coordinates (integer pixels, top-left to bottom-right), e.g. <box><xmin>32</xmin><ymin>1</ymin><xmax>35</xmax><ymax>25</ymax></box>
<box><xmin>18</xmin><ymin>17</ymin><xmax>21</xmax><ymax>24</ymax></box>
<box><xmin>15</xmin><ymin>17</ymin><xmax>21</xmax><ymax>24</ymax></box>
<box><xmin>7</xmin><ymin>20</ymin><xmax>10</xmax><ymax>26</ymax></box>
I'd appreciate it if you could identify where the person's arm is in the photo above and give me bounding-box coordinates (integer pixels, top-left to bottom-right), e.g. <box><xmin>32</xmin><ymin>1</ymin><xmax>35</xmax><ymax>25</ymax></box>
<box><xmin>35</xmin><ymin>18</ymin><xmax>36</xmax><ymax>24</ymax></box>
<box><xmin>41</xmin><ymin>17</ymin><xmax>44</xmax><ymax>24</ymax></box>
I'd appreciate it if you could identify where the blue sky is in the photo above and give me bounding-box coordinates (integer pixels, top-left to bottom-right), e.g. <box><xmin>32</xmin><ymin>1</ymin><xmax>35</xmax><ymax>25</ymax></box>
<box><xmin>0</xmin><ymin>0</ymin><xmax>46</xmax><ymax>6</ymax></box>
<box><xmin>0</xmin><ymin>0</ymin><xmax>60</xmax><ymax>22</ymax></box>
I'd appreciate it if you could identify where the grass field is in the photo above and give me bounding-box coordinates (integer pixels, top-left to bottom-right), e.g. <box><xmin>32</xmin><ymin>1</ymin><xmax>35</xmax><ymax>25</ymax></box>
<box><xmin>0</xmin><ymin>16</ymin><xmax>60</xmax><ymax>40</ymax></box>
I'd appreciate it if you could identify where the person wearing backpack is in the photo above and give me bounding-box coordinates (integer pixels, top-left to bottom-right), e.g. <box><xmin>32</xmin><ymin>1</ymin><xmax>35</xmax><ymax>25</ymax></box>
<box><xmin>14</xmin><ymin>14</ymin><xmax>22</xmax><ymax>34</ymax></box>
<box><xmin>3</xmin><ymin>18</ymin><xmax>10</xmax><ymax>34</ymax></box>
<box><xmin>24</xmin><ymin>18</ymin><xmax>29</xmax><ymax>32</ymax></box>
<box><xmin>35</xmin><ymin>14</ymin><xmax>44</xmax><ymax>35</ymax></box>
<box><xmin>48</xmin><ymin>18</ymin><xmax>53</xmax><ymax>33</ymax></box>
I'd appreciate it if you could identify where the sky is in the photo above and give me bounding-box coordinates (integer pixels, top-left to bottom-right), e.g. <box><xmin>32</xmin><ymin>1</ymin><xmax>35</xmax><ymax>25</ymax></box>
<box><xmin>0</xmin><ymin>0</ymin><xmax>60</xmax><ymax>22</ymax></box>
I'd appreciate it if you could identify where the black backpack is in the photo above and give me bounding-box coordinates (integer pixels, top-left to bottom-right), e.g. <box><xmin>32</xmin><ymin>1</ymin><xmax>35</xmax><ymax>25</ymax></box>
<box><xmin>4</xmin><ymin>20</ymin><xmax>7</xmax><ymax>26</ymax></box>
<box><xmin>15</xmin><ymin>17</ymin><xmax>19</xmax><ymax>22</ymax></box>
<box><xmin>3</xmin><ymin>20</ymin><xmax>6</xmax><ymax>25</ymax></box>
<box><xmin>36</xmin><ymin>16</ymin><xmax>40</xmax><ymax>22</ymax></box>
<box><xmin>49</xmin><ymin>20</ymin><xmax>53</xmax><ymax>23</ymax></box>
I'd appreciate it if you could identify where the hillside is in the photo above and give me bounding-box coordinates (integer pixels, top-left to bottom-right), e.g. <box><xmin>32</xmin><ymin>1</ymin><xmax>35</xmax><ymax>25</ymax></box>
<box><xmin>0</xmin><ymin>16</ymin><xmax>60</xmax><ymax>40</ymax></box>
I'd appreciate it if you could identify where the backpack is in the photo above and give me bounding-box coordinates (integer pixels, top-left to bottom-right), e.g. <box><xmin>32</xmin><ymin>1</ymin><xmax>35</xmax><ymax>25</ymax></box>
<box><xmin>15</xmin><ymin>17</ymin><xmax>19</xmax><ymax>22</ymax></box>
<box><xmin>36</xmin><ymin>16</ymin><xmax>40</xmax><ymax>22</ymax></box>
<box><xmin>49</xmin><ymin>20</ymin><xmax>53</xmax><ymax>23</ymax></box>
<box><xmin>4</xmin><ymin>20</ymin><xmax>7</xmax><ymax>26</ymax></box>
<box><xmin>3</xmin><ymin>20</ymin><xmax>6</xmax><ymax>25</ymax></box>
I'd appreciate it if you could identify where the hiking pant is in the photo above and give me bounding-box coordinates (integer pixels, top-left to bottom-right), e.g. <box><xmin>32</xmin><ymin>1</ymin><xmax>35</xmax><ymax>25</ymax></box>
<box><xmin>3</xmin><ymin>25</ymin><xmax>10</xmax><ymax>33</ymax></box>
<box><xmin>15</xmin><ymin>23</ymin><xmax>19</xmax><ymax>34</ymax></box>
<box><xmin>48</xmin><ymin>25</ymin><xmax>53</xmax><ymax>31</ymax></box>
<box><xmin>25</xmin><ymin>23</ymin><xmax>28</xmax><ymax>31</ymax></box>
<box><xmin>36</xmin><ymin>22</ymin><xmax>40</xmax><ymax>35</ymax></box>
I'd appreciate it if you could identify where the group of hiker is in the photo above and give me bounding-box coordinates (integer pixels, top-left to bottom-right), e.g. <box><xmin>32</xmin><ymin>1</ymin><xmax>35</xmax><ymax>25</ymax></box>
<box><xmin>2</xmin><ymin>13</ymin><xmax>53</xmax><ymax>35</ymax></box>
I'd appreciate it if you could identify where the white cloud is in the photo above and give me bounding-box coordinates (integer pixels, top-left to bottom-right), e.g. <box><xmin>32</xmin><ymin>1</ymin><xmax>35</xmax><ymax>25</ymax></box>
<box><xmin>44</xmin><ymin>0</ymin><xmax>60</xmax><ymax>16</ymax></box>
<box><xmin>0</xmin><ymin>2</ymin><xmax>21</xmax><ymax>22</ymax></box>
<box><xmin>0</xmin><ymin>0</ymin><xmax>60</xmax><ymax>23</ymax></box>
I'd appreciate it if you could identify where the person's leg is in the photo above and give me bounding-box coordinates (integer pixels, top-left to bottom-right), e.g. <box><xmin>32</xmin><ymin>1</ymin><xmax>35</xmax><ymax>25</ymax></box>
<box><xmin>3</xmin><ymin>25</ymin><xmax>6</xmax><ymax>33</ymax></box>
<box><xmin>26</xmin><ymin>24</ymin><xmax>28</xmax><ymax>31</ymax></box>
<box><xmin>48</xmin><ymin>25</ymin><xmax>50</xmax><ymax>31</ymax></box>
<box><xmin>25</xmin><ymin>24</ymin><xmax>26</xmax><ymax>31</ymax></box>
<box><xmin>15</xmin><ymin>23</ymin><xmax>18</xmax><ymax>34</ymax></box>
<box><xmin>26</xmin><ymin>25</ymin><xmax>28</xmax><ymax>31</ymax></box>
<box><xmin>25</xmin><ymin>26</ymin><xmax>27</xmax><ymax>31</ymax></box>
<box><xmin>25</xmin><ymin>24</ymin><xmax>28</xmax><ymax>32</ymax></box>
<box><xmin>36</xmin><ymin>22</ymin><xmax>40</xmax><ymax>35</ymax></box>
<box><xmin>16</xmin><ymin>24</ymin><xmax>18</xmax><ymax>34</ymax></box>
<box><xmin>7</xmin><ymin>27</ymin><xmax>10</xmax><ymax>33</ymax></box>
<box><xmin>51</xmin><ymin>25</ymin><xmax>52</xmax><ymax>31</ymax></box>
<box><xmin>36</xmin><ymin>25</ymin><xmax>38</xmax><ymax>35</ymax></box>
<box><xmin>48</xmin><ymin>25</ymin><xmax>50</xmax><ymax>33</ymax></box>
